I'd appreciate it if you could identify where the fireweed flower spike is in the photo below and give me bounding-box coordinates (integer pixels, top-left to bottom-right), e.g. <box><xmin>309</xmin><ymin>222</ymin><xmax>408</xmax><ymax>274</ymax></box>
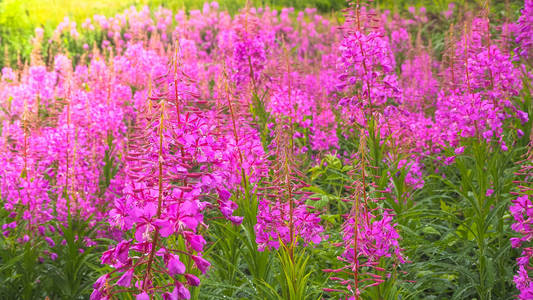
<box><xmin>510</xmin><ymin>129</ymin><xmax>533</xmax><ymax>299</ymax></box>
<box><xmin>337</xmin><ymin>0</ymin><xmax>401</xmax><ymax>120</ymax></box>
<box><xmin>229</xmin><ymin>6</ymin><xmax>267</xmax><ymax>92</ymax></box>
<box><xmin>255</xmin><ymin>114</ymin><xmax>324</xmax><ymax>252</ymax></box>
<box><xmin>515</xmin><ymin>0</ymin><xmax>533</xmax><ymax>62</ymax></box>
<box><xmin>324</xmin><ymin>134</ymin><xmax>404</xmax><ymax>299</ymax></box>
<box><xmin>255</xmin><ymin>47</ymin><xmax>325</xmax><ymax>252</ymax></box>
<box><xmin>95</xmin><ymin>59</ymin><xmax>213</xmax><ymax>299</ymax></box>
<box><xmin>325</xmin><ymin>2</ymin><xmax>407</xmax><ymax>298</ymax></box>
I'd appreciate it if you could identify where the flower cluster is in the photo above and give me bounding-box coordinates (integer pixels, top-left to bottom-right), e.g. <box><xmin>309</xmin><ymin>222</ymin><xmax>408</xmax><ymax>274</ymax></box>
<box><xmin>255</xmin><ymin>121</ymin><xmax>325</xmax><ymax>251</ymax></box>
<box><xmin>515</xmin><ymin>0</ymin><xmax>533</xmax><ymax>61</ymax></box>
<box><xmin>510</xmin><ymin>133</ymin><xmax>533</xmax><ymax>300</ymax></box>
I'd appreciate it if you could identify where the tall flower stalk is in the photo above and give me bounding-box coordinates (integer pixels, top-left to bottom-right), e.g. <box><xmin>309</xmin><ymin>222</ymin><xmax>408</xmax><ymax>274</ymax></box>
<box><xmin>510</xmin><ymin>128</ymin><xmax>533</xmax><ymax>299</ymax></box>
<box><xmin>94</xmin><ymin>52</ymin><xmax>212</xmax><ymax>300</ymax></box>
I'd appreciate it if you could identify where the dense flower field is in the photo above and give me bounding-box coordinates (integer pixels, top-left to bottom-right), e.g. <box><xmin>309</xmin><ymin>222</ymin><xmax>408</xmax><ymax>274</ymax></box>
<box><xmin>0</xmin><ymin>0</ymin><xmax>531</xmax><ymax>299</ymax></box>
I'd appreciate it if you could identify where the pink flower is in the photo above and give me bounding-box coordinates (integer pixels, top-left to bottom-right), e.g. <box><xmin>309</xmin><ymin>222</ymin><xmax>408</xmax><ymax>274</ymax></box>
<box><xmin>184</xmin><ymin>274</ymin><xmax>200</xmax><ymax>286</ymax></box>
<box><xmin>176</xmin><ymin>282</ymin><xmax>191</xmax><ymax>299</ymax></box>
<box><xmin>93</xmin><ymin>274</ymin><xmax>109</xmax><ymax>290</ymax></box>
<box><xmin>116</xmin><ymin>269</ymin><xmax>134</xmax><ymax>287</ymax></box>
<box><xmin>191</xmin><ymin>255</ymin><xmax>210</xmax><ymax>274</ymax></box>
<box><xmin>167</xmin><ymin>254</ymin><xmax>186</xmax><ymax>276</ymax></box>
<box><xmin>184</xmin><ymin>232</ymin><xmax>206</xmax><ymax>252</ymax></box>
<box><xmin>45</xmin><ymin>237</ymin><xmax>55</xmax><ymax>247</ymax></box>
<box><xmin>136</xmin><ymin>292</ymin><xmax>150</xmax><ymax>300</ymax></box>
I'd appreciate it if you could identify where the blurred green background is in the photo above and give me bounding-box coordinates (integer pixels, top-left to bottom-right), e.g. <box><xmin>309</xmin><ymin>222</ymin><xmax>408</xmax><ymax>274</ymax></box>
<box><xmin>0</xmin><ymin>0</ymin><xmax>525</xmax><ymax>69</ymax></box>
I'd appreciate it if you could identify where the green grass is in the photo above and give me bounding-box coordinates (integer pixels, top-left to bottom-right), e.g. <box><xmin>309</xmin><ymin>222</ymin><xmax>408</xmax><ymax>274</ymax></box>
<box><xmin>0</xmin><ymin>0</ymin><xmax>140</xmax><ymax>68</ymax></box>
